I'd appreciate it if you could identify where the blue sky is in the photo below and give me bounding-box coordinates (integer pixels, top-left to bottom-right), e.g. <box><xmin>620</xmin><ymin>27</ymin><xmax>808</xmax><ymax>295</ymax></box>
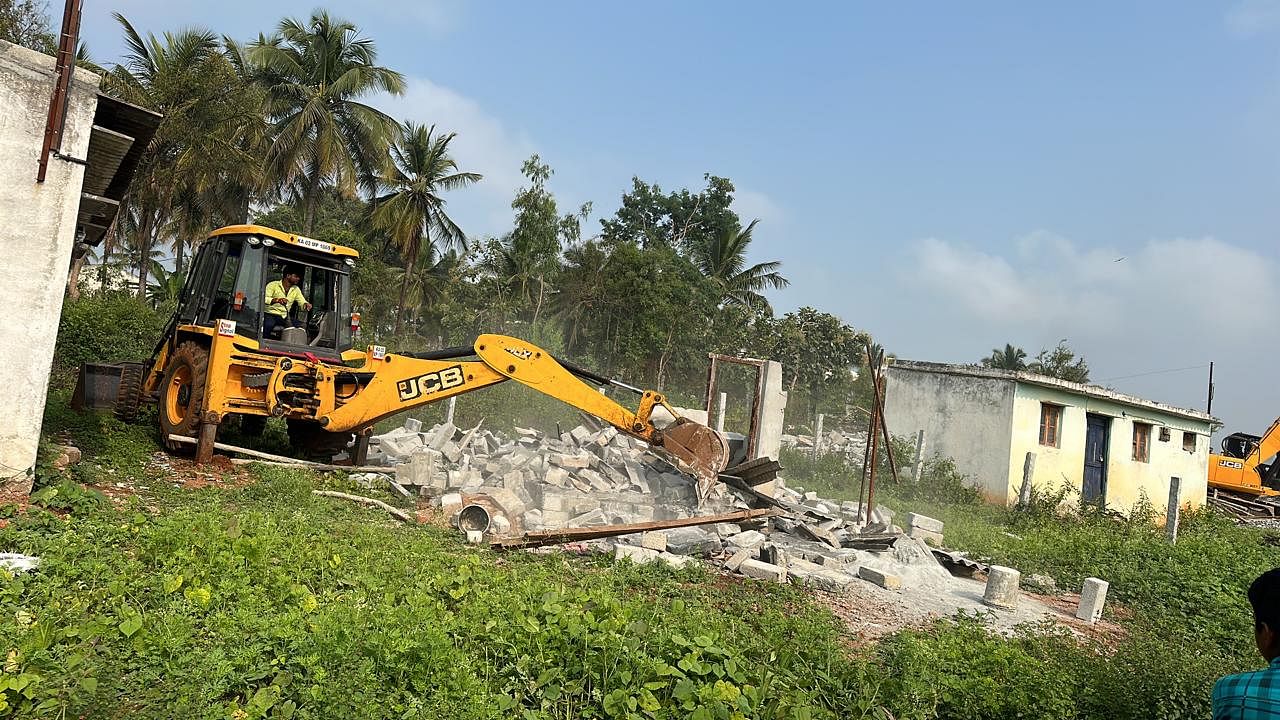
<box><xmin>81</xmin><ymin>2</ymin><xmax>1280</xmax><ymax>434</ymax></box>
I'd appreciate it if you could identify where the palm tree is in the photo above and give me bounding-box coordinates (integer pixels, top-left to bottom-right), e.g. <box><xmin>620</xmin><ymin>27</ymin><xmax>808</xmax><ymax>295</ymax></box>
<box><xmin>688</xmin><ymin>219</ymin><xmax>789</xmax><ymax>312</ymax></box>
<box><xmin>249</xmin><ymin>11</ymin><xmax>406</xmax><ymax>233</ymax></box>
<box><xmin>370</xmin><ymin>122</ymin><xmax>480</xmax><ymax>335</ymax></box>
<box><xmin>982</xmin><ymin>344</ymin><xmax>1028</xmax><ymax>371</ymax></box>
<box><xmin>106</xmin><ymin>14</ymin><xmax>263</xmax><ymax>298</ymax></box>
<box><xmin>146</xmin><ymin>264</ymin><xmax>185</xmax><ymax>308</ymax></box>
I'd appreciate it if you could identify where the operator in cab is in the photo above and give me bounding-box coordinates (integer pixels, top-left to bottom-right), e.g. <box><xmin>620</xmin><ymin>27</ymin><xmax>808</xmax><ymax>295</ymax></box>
<box><xmin>263</xmin><ymin>264</ymin><xmax>312</xmax><ymax>339</ymax></box>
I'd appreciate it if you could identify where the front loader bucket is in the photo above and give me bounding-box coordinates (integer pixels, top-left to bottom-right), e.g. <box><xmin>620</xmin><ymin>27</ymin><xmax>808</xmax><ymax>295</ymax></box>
<box><xmin>71</xmin><ymin>363</ymin><xmax>125</xmax><ymax>412</ymax></box>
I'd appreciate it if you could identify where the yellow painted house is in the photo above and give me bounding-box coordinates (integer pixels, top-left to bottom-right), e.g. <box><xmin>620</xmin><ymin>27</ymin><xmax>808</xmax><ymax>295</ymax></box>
<box><xmin>884</xmin><ymin>361</ymin><xmax>1217</xmax><ymax>518</ymax></box>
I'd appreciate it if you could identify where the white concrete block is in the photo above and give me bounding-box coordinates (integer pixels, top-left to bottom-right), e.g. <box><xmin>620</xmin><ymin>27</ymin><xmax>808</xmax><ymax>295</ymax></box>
<box><xmin>1076</xmin><ymin>577</ymin><xmax>1109</xmax><ymax>623</ymax></box>
<box><xmin>906</xmin><ymin>512</ymin><xmax>944</xmax><ymax>533</ymax></box>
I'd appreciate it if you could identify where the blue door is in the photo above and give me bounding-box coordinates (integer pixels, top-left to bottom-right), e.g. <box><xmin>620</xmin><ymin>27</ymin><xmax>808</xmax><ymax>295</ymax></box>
<box><xmin>1083</xmin><ymin>414</ymin><xmax>1110</xmax><ymax>504</ymax></box>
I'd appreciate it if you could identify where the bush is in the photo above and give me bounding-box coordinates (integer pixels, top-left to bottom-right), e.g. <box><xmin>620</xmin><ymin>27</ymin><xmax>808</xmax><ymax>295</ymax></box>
<box><xmin>52</xmin><ymin>293</ymin><xmax>167</xmax><ymax>388</ymax></box>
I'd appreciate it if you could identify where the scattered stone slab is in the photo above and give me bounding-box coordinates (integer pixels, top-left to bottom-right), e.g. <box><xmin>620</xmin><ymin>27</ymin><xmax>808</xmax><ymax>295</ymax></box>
<box><xmin>858</xmin><ymin>566</ymin><xmax>902</xmax><ymax>590</ymax></box>
<box><xmin>739</xmin><ymin>558</ymin><xmax>787</xmax><ymax>583</ymax></box>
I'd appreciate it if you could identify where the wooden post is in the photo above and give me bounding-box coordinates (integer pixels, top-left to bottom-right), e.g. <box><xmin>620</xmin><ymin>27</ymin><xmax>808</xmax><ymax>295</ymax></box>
<box><xmin>353</xmin><ymin>430</ymin><xmax>372</xmax><ymax>466</ymax></box>
<box><xmin>195</xmin><ymin>421</ymin><xmax>219</xmax><ymax>464</ymax></box>
<box><xmin>715</xmin><ymin>392</ymin><xmax>727</xmax><ymax>433</ymax></box>
<box><xmin>445</xmin><ymin>396</ymin><xmax>457</xmax><ymax>425</ymax></box>
<box><xmin>1167</xmin><ymin>476</ymin><xmax>1181</xmax><ymax>543</ymax></box>
<box><xmin>912</xmin><ymin>429</ymin><xmax>926</xmax><ymax>483</ymax></box>
<box><xmin>813</xmin><ymin>413</ymin><xmax>825</xmax><ymax>460</ymax></box>
<box><xmin>1018</xmin><ymin>452</ymin><xmax>1036</xmax><ymax>508</ymax></box>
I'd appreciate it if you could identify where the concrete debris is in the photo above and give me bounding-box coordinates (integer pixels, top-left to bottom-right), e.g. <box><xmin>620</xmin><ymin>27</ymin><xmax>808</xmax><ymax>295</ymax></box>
<box><xmin>0</xmin><ymin>553</ymin><xmax>39</xmax><ymax>574</ymax></box>
<box><xmin>370</xmin><ymin>418</ymin><xmax>996</xmax><ymax>602</ymax></box>
<box><xmin>1023</xmin><ymin>573</ymin><xmax>1058</xmax><ymax>594</ymax></box>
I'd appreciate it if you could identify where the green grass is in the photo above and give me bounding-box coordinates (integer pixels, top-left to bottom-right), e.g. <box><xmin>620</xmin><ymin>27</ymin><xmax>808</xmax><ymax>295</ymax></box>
<box><xmin>5</xmin><ymin>402</ymin><xmax>1267</xmax><ymax>718</ymax></box>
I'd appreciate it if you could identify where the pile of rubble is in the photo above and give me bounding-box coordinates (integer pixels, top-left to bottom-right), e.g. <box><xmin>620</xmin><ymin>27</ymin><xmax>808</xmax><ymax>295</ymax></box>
<box><xmin>781</xmin><ymin>429</ymin><xmax>868</xmax><ymax>458</ymax></box>
<box><xmin>359</xmin><ymin>419</ymin><xmax>959</xmax><ymax>594</ymax></box>
<box><xmin>359</xmin><ymin>418</ymin><xmax>742</xmax><ymax>534</ymax></box>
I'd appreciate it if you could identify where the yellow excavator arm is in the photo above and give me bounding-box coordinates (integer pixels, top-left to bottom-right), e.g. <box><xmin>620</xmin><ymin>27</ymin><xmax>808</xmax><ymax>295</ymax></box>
<box><xmin>1209</xmin><ymin>416</ymin><xmax>1280</xmax><ymax>497</ymax></box>
<box><xmin>319</xmin><ymin>334</ymin><xmax>728</xmax><ymax>493</ymax></box>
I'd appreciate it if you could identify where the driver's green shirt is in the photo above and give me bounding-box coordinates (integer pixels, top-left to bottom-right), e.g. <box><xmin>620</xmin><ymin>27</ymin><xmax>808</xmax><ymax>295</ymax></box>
<box><xmin>264</xmin><ymin>280</ymin><xmax>306</xmax><ymax>317</ymax></box>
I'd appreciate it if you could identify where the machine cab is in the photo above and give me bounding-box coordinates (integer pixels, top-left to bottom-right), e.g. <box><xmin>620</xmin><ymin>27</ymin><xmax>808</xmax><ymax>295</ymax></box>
<box><xmin>176</xmin><ymin>225</ymin><xmax>358</xmax><ymax>359</ymax></box>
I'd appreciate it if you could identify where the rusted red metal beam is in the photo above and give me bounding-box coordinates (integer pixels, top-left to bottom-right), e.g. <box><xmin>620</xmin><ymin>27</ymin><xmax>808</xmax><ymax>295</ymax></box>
<box><xmin>491</xmin><ymin>507</ymin><xmax>780</xmax><ymax>550</ymax></box>
<box><xmin>36</xmin><ymin>0</ymin><xmax>83</xmax><ymax>183</ymax></box>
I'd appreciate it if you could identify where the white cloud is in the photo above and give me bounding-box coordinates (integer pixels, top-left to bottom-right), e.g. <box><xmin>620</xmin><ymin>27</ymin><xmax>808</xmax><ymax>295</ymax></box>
<box><xmin>896</xmin><ymin>232</ymin><xmax>1279</xmax><ymax>431</ymax></box>
<box><xmin>1226</xmin><ymin>0</ymin><xmax>1280</xmax><ymax>35</ymax></box>
<box><xmin>733</xmin><ymin>189</ymin><xmax>784</xmax><ymax>226</ymax></box>
<box><xmin>371</xmin><ymin>76</ymin><xmax>537</xmax><ymax>238</ymax></box>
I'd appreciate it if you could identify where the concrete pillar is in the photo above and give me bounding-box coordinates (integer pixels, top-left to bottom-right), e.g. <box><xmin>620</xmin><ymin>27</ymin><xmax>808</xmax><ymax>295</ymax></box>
<box><xmin>1076</xmin><ymin>578</ymin><xmax>1109</xmax><ymax>623</ymax></box>
<box><xmin>982</xmin><ymin>566</ymin><xmax>1021</xmax><ymax>609</ymax></box>
<box><xmin>753</xmin><ymin>360</ymin><xmax>787</xmax><ymax>461</ymax></box>
<box><xmin>1018</xmin><ymin>452</ymin><xmax>1036</xmax><ymax>508</ymax></box>
<box><xmin>0</xmin><ymin>44</ymin><xmax>100</xmax><ymax>501</ymax></box>
<box><xmin>715</xmin><ymin>391</ymin><xmax>726</xmax><ymax>433</ymax></box>
<box><xmin>1166</xmin><ymin>477</ymin><xmax>1181</xmax><ymax>543</ymax></box>
<box><xmin>445</xmin><ymin>396</ymin><xmax>457</xmax><ymax>425</ymax></box>
<box><xmin>912</xmin><ymin>429</ymin><xmax>926</xmax><ymax>482</ymax></box>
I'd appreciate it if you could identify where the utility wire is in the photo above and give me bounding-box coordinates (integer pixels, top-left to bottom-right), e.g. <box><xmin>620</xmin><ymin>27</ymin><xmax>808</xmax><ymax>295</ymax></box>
<box><xmin>1099</xmin><ymin>364</ymin><xmax>1209</xmax><ymax>383</ymax></box>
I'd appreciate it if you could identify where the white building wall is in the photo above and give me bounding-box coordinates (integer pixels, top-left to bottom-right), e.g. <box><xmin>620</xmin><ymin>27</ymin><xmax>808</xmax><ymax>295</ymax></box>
<box><xmin>0</xmin><ymin>42</ymin><xmax>100</xmax><ymax>500</ymax></box>
<box><xmin>1007</xmin><ymin>383</ymin><xmax>1210</xmax><ymax>516</ymax></box>
<box><xmin>884</xmin><ymin>367</ymin><xmax>1016</xmax><ymax>502</ymax></box>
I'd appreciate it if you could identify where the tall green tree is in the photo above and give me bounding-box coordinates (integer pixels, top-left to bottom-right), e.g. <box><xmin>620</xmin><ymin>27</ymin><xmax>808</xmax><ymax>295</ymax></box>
<box><xmin>105</xmin><ymin>14</ymin><xmax>262</xmax><ymax>299</ymax></box>
<box><xmin>980</xmin><ymin>343</ymin><xmax>1028</xmax><ymax>371</ymax></box>
<box><xmin>1029</xmin><ymin>340</ymin><xmax>1090</xmax><ymax>383</ymax></box>
<box><xmin>249</xmin><ymin>11</ymin><xmax>406</xmax><ymax>233</ymax></box>
<box><xmin>369</xmin><ymin>122</ymin><xmax>479</xmax><ymax>336</ymax></box>
<box><xmin>600</xmin><ymin>174</ymin><xmax>738</xmax><ymax>251</ymax></box>
<box><xmin>751</xmin><ymin>307</ymin><xmax>868</xmax><ymax>418</ymax></box>
<box><xmin>688</xmin><ymin>218</ymin><xmax>788</xmax><ymax>312</ymax></box>
<box><xmin>486</xmin><ymin>155</ymin><xmax>590</xmax><ymax>326</ymax></box>
<box><xmin>0</xmin><ymin>0</ymin><xmax>51</xmax><ymax>51</ymax></box>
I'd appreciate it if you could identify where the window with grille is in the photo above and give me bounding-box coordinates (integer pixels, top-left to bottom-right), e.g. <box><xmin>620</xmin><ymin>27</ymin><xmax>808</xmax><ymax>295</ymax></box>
<box><xmin>1039</xmin><ymin>403</ymin><xmax>1062</xmax><ymax>447</ymax></box>
<box><xmin>1132</xmin><ymin>422</ymin><xmax>1151</xmax><ymax>462</ymax></box>
<box><xmin>1183</xmin><ymin>431</ymin><xmax>1196</xmax><ymax>452</ymax></box>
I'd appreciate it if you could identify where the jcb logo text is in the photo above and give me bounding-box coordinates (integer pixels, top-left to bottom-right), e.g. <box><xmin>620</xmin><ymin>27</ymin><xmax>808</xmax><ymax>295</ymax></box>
<box><xmin>397</xmin><ymin>365</ymin><xmax>465</xmax><ymax>402</ymax></box>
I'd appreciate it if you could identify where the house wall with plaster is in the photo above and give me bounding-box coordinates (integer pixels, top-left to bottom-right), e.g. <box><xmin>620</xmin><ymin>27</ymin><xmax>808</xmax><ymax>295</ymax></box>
<box><xmin>0</xmin><ymin>42</ymin><xmax>100</xmax><ymax>499</ymax></box>
<box><xmin>1007</xmin><ymin>383</ymin><xmax>1210</xmax><ymax>515</ymax></box>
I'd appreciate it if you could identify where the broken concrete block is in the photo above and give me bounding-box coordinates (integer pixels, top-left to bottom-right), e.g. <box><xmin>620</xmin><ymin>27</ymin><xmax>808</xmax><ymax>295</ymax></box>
<box><xmin>578</xmin><ymin>468</ymin><xmax>613</xmax><ymax>491</ymax></box>
<box><xmin>803</xmin><ymin>491</ymin><xmax>818</xmax><ymax>501</ymax></box>
<box><xmin>906</xmin><ymin>512</ymin><xmax>943</xmax><ymax>533</ymax></box>
<box><xmin>857</xmin><ymin>566</ymin><xmax>902</xmax><ymax>590</ymax></box>
<box><xmin>1076</xmin><ymin>578</ymin><xmax>1109</xmax><ymax>623</ymax></box>
<box><xmin>663</xmin><ymin>527</ymin><xmax>721</xmax><ymax>557</ymax></box>
<box><xmin>442</xmin><ymin>441</ymin><xmax>463</xmax><ymax>463</ymax></box>
<box><xmin>551</xmin><ymin>453</ymin><xmax>592</xmax><ymax>469</ymax></box>
<box><xmin>1023</xmin><ymin>573</ymin><xmax>1057</xmax><ymax>594</ymax></box>
<box><xmin>908</xmin><ymin>527</ymin><xmax>944</xmax><ymax>546</ymax></box>
<box><xmin>544</xmin><ymin>467</ymin><xmax>569</xmax><ymax>487</ymax></box>
<box><xmin>724</xmin><ymin>545</ymin><xmax>756</xmax><ymax>572</ymax></box>
<box><xmin>739</xmin><ymin>558</ymin><xmax>787</xmax><ymax>583</ymax></box>
<box><xmin>540</xmin><ymin>510</ymin><xmax>570</xmax><ymax>527</ymax></box>
<box><xmin>615</xmin><ymin>544</ymin><xmax>660</xmax><ymax>565</ymax></box>
<box><xmin>426</xmin><ymin>422</ymin><xmax>457</xmax><ymax>451</ymax></box>
<box><xmin>403</xmin><ymin>418</ymin><xmax>423</xmax><ymax>433</ymax></box>
<box><xmin>658</xmin><ymin>552</ymin><xmax>692</xmax><ymax>569</ymax></box>
<box><xmin>712</xmin><ymin>523</ymin><xmax>741</xmax><ymax>538</ymax></box>
<box><xmin>568</xmin><ymin>508</ymin><xmax>609</xmax><ymax>528</ymax></box>
<box><xmin>570</xmin><ymin>426</ymin><xmax>594</xmax><ymax>444</ymax></box>
<box><xmin>640</xmin><ymin>531</ymin><xmax>668</xmax><ymax>552</ymax></box>
<box><xmin>523</xmin><ymin>509</ymin><xmax>544</xmax><ymax>529</ymax></box>
<box><xmin>982</xmin><ymin>566</ymin><xmax>1021</xmax><ymax>609</ymax></box>
<box><xmin>725</xmin><ymin>530</ymin><xmax>766</xmax><ymax>550</ymax></box>
<box><xmin>788</xmin><ymin>558</ymin><xmax>856</xmax><ymax>592</ymax></box>
<box><xmin>440</xmin><ymin>493</ymin><xmax>463</xmax><ymax>513</ymax></box>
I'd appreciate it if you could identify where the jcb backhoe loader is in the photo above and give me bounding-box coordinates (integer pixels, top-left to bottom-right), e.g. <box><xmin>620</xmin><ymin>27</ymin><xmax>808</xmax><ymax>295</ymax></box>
<box><xmin>1209</xmin><ymin>417</ymin><xmax>1280</xmax><ymax>498</ymax></box>
<box><xmin>89</xmin><ymin>225</ymin><xmax>728</xmax><ymax>492</ymax></box>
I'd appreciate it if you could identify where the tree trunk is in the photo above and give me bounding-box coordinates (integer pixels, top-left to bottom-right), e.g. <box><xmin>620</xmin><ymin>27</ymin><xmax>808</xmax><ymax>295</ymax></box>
<box><xmin>392</xmin><ymin>231</ymin><xmax>422</xmax><ymax>337</ymax></box>
<box><xmin>66</xmin><ymin>251</ymin><xmax>86</xmax><ymax>299</ymax></box>
<box><xmin>134</xmin><ymin>212</ymin><xmax>155</xmax><ymax>301</ymax></box>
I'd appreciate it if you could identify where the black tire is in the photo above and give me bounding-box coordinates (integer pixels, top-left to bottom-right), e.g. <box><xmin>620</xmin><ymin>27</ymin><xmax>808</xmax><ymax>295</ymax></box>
<box><xmin>114</xmin><ymin>363</ymin><xmax>145</xmax><ymax>423</ymax></box>
<box><xmin>287</xmin><ymin>419</ymin><xmax>354</xmax><ymax>461</ymax></box>
<box><xmin>158</xmin><ymin>342</ymin><xmax>209</xmax><ymax>452</ymax></box>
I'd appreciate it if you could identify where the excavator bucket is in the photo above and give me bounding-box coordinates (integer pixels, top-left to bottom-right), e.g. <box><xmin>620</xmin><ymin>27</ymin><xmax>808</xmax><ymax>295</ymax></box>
<box><xmin>656</xmin><ymin>418</ymin><xmax>730</xmax><ymax>502</ymax></box>
<box><xmin>71</xmin><ymin>363</ymin><xmax>126</xmax><ymax>412</ymax></box>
